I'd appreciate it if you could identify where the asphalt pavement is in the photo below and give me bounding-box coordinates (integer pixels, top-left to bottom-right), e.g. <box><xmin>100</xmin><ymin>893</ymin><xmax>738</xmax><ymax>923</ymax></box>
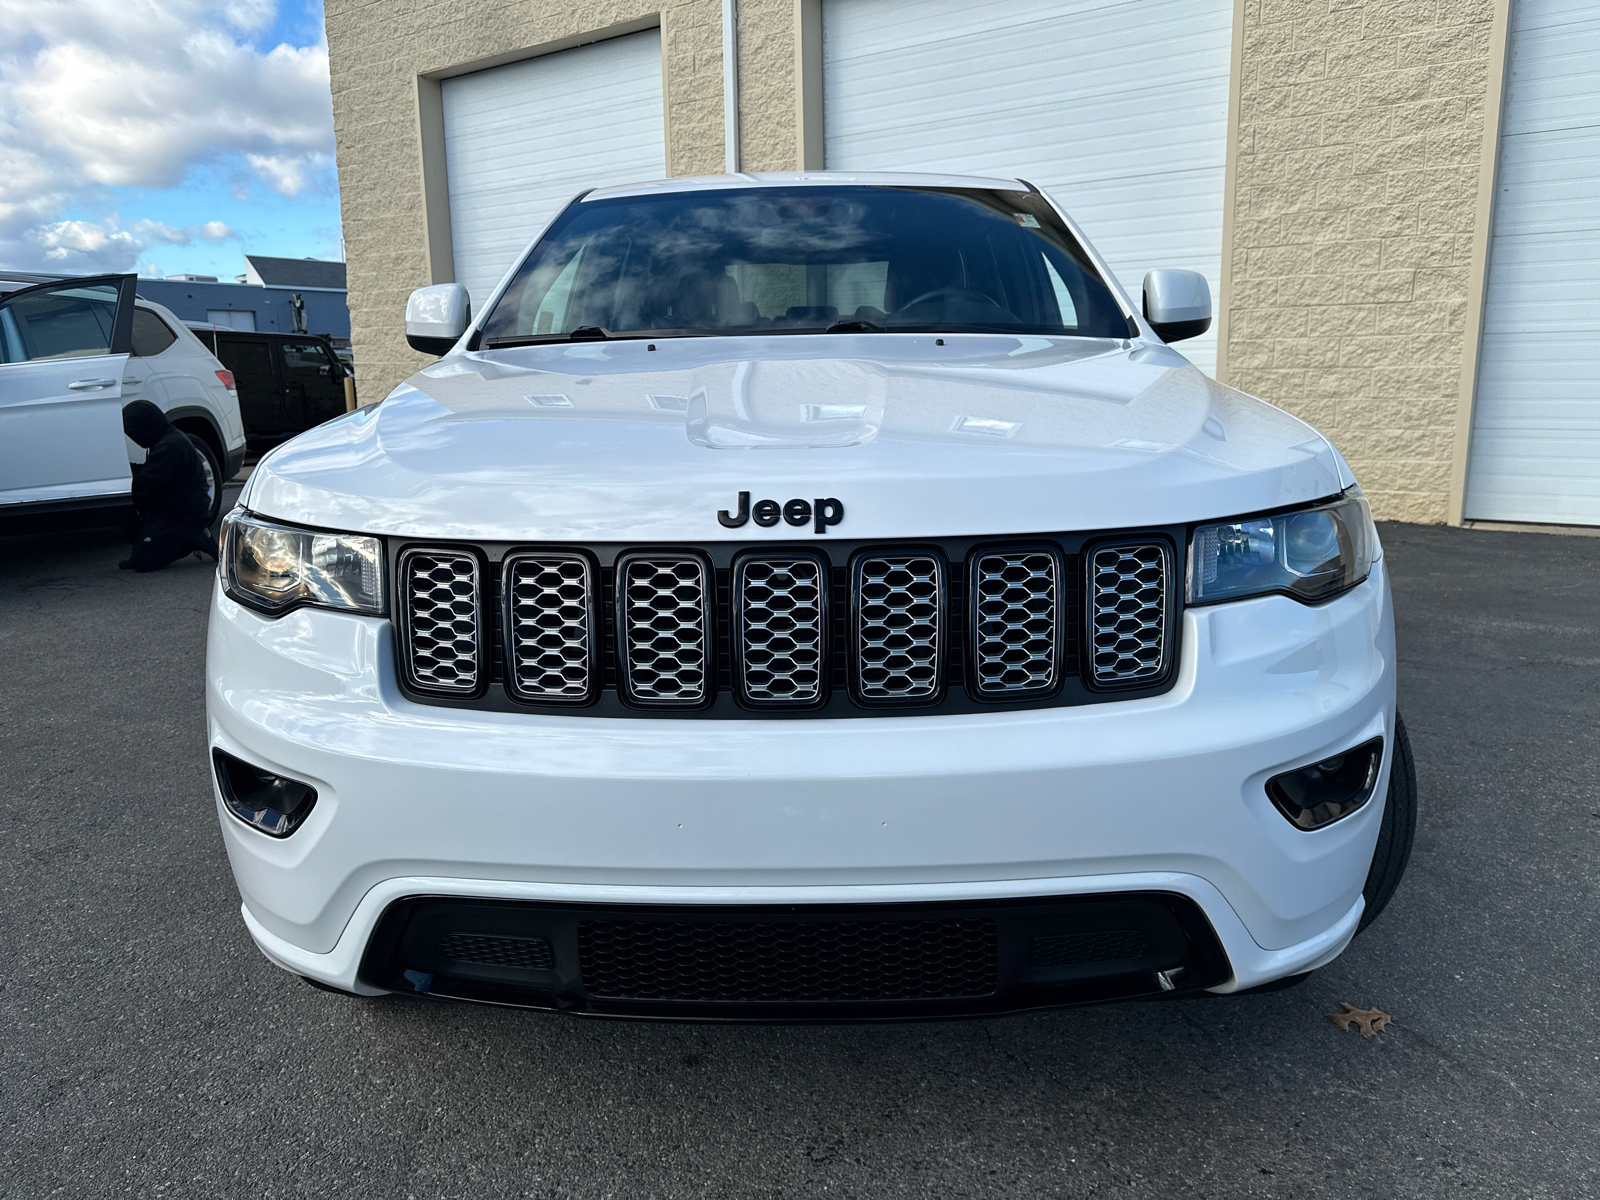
<box><xmin>2</xmin><ymin>511</ymin><xmax>1597</xmax><ymax>1199</ymax></box>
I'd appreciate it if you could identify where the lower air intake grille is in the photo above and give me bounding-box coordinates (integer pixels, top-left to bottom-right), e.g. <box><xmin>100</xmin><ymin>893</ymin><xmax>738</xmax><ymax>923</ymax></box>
<box><xmin>736</xmin><ymin>554</ymin><xmax>826</xmax><ymax>705</ymax></box>
<box><xmin>1088</xmin><ymin>543</ymin><xmax>1169</xmax><ymax>685</ymax></box>
<box><xmin>855</xmin><ymin>553</ymin><xmax>944</xmax><ymax>702</ymax></box>
<box><xmin>438</xmin><ymin>933</ymin><xmax>553</xmax><ymax>971</ymax></box>
<box><xmin>971</xmin><ymin>548</ymin><xmax>1061</xmax><ymax>696</ymax></box>
<box><xmin>619</xmin><ymin>553</ymin><xmax>711</xmax><ymax>705</ymax></box>
<box><xmin>504</xmin><ymin>553</ymin><xmax>596</xmax><ymax>702</ymax></box>
<box><xmin>578</xmin><ymin>916</ymin><xmax>999</xmax><ymax>1002</ymax></box>
<box><xmin>1030</xmin><ymin>929</ymin><xmax>1150</xmax><ymax>967</ymax></box>
<box><xmin>400</xmin><ymin>549</ymin><xmax>481</xmax><ymax>693</ymax></box>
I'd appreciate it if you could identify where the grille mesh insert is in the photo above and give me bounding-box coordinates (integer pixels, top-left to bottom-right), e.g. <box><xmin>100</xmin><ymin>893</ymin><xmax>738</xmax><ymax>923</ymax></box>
<box><xmin>1088</xmin><ymin>544</ymin><xmax>1169</xmax><ymax>684</ymax></box>
<box><xmin>972</xmin><ymin>549</ymin><xmax>1060</xmax><ymax>696</ymax></box>
<box><xmin>1030</xmin><ymin>929</ymin><xmax>1150</xmax><ymax>967</ymax></box>
<box><xmin>620</xmin><ymin>555</ymin><xmax>710</xmax><ymax>704</ymax></box>
<box><xmin>855</xmin><ymin>554</ymin><xmax>943</xmax><ymax>701</ymax></box>
<box><xmin>402</xmin><ymin>550</ymin><xmax>481</xmax><ymax>693</ymax></box>
<box><xmin>578</xmin><ymin>917</ymin><xmax>998</xmax><ymax>1002</ymax></box>
<box><xmin>737</xmin><ymin>556</ymin><xmax>825</xmax><ymax>704</ymax></box>
<box><xmin>505</xmin><ymin>554</ymin><xmax>594</xmax><ymax>701</ymax></box>
<box><xmin>438</xmin><ymin>933</ymin><xmax>554</xmax><ymax>971</ymax></box>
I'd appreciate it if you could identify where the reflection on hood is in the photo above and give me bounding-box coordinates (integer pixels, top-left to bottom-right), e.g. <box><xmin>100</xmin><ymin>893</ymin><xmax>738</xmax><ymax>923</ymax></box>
<box><xmin>122</xmin><ymin>399</ymin><xmax>170</xmax><ymax>448</ymax></box>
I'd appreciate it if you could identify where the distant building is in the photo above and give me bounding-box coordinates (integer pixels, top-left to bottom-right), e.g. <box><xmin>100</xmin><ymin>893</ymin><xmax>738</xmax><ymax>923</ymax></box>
<box><xmin>243</xmin><ymin>255</ymin><xmax>348</xmax><ymax>291</ymax></box>
<box><xmin>134</xmin><ymin>257</ymin><xmax>350</xmax><ymax>352</ymax></box>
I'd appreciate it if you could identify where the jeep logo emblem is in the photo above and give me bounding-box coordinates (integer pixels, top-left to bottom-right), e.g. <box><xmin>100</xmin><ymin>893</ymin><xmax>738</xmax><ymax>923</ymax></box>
<box><xmin>718</xmin><ymin>491</ymin><xmax>844</xmax><ymax>534</ymax></box>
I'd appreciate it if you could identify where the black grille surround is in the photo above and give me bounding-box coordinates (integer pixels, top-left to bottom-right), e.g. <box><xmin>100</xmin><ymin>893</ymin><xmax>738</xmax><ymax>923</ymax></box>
<box><xmin>360</xmin><ymin>893</ymin><xmax>1230</xmax><ymax>1021</ymax></box>
<box><xmin>390</xmin><ymin>530</ymin><xmax>1183</xmax><ymax>719</ymax></box>
<box><xmin>398</xmin><ymin>547</ymin><xmax>487</xmax><ymax>696</ymax></box>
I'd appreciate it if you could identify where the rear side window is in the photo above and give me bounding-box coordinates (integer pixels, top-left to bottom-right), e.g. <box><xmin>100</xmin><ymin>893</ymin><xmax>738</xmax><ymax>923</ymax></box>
<box><xmin>280</xmin><ymin>340</ymin><xmax>337</xmax><ymax>379</ymax></box>
<box><xmin>130</xmin><ymin>308</ymin><xmax>178</xmax><ymax>357</ymax></box>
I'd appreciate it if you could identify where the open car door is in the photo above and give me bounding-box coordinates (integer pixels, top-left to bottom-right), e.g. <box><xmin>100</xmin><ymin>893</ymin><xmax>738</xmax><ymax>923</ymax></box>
<box><xmin>0</xmin><ymin>274</ymin><xmax>138</xmax><ymax>509</ymax></box>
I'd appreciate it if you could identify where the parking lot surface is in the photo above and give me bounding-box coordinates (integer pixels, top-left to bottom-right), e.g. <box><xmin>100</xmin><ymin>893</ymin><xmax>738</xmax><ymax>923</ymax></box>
<box><xmin>2</xmin><ymin>515</ymin><xmax>1597</xmax><ymax>1199</ymax></box>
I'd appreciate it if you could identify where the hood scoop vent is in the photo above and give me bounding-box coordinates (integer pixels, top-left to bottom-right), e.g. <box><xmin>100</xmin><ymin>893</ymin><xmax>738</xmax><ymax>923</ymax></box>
<box><xmin>684</xmin><ymin>361</ymin><xmax>885</xmax><ymax>449</ymax></box>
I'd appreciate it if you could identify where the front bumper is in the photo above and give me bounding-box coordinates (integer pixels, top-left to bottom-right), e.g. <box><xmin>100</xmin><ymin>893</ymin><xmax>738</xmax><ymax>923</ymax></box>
<box><xmin>207</xmin><ymin>556</ymin><xmax>1395</xmax><ymax>1006</ymax></box>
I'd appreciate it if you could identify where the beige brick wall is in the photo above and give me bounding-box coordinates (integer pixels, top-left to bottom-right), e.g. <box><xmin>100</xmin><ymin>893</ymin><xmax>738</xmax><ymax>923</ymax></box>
<box><xmin>326</xmin><ymin>0</ymin><xmax>807</xmax><ymax>403</ymax></box>
<box><xmin>1221</xmin><ymin>0</ymin><xmax>1498</xmax><ymax>523</ymax></box>
<box><xmin>737</xmin><ymin>0</ymin><xmax>803</xmax><ymax>171</ymax></box>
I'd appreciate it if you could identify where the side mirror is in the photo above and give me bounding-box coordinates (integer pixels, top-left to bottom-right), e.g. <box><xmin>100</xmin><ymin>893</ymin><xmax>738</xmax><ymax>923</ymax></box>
<box><xmin>1142</xmin><ymin>270</ymin><xmax>1212</xmax><ymax>344</ymax></box>
<box><xmin>405</xmin><ymin>283</ymin><xmax>472</xmax><ymax>356</ymax></box>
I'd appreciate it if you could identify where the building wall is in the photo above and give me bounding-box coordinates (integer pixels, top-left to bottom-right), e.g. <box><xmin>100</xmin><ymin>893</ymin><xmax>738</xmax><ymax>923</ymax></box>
<box><xmin>1217</xmin><ymin>0</ymin><xmax>1502</xmax><ymax>524</ymax></box>
<box><xmin>134</xmin><ymin>280</ymin><xmax>350</xmax><ymax>340</ymax></box>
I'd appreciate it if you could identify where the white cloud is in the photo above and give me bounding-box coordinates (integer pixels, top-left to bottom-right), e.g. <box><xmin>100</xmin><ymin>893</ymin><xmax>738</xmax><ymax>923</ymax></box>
<box><xmin>246</xmin><ymin>151</ymin><xmax>329</xmax><ymax>198</ymax></box>
<box><xmin>0</xmin><ymin>0</ymin><xmax>333</xmax><ymax>271</ymax></box>
<box><xmin>28</xmin><ymin>213</ymin><xmax>239</xmax><ymax>272</ymax></box>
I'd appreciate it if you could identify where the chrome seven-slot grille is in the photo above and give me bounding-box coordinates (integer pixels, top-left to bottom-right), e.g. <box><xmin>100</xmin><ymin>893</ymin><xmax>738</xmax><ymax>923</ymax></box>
<box><xmin>396</xmin><ymin>537</ymin><xmax>1173</xmax><ymax>714</ymax></box>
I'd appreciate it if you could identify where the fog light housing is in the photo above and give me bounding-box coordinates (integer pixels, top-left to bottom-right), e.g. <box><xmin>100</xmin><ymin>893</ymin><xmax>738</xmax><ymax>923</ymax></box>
<box><xmin>1266</xmin><ymin>737</ymin><xmax>1384</xmax><ymax>830</ymax></box>
<box><xmin>213</xmin><ymin>749</ymin><xmax>318</xmax><ymax>837</ymax></box>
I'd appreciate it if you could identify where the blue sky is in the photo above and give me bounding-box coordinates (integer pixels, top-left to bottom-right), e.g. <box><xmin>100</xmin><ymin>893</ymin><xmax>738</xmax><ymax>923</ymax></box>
<box><xmin>0</xmin><ymin>0</ymin><xmax>341</xmax><ymax>279</ymax></box>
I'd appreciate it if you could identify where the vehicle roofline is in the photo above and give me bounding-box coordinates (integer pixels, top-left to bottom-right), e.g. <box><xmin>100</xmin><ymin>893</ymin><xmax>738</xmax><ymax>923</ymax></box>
<box><xmin>581</xmin><ymin>170</ymin><xmax>1030</xmax><ymax>201</ymax></box>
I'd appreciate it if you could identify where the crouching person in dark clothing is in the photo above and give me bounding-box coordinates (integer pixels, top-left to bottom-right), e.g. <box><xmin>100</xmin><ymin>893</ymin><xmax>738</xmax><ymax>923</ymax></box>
<box><xmin>120</xmin><ymin>400</ymin><xmax>217</xmax><ymax>572</ymax></box>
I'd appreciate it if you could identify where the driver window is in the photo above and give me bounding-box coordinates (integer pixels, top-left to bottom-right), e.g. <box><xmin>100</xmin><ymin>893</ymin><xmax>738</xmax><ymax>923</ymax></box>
<box><xmin>0</xmin><ymin>282</ymin><xmax>121</xmax><ymax>364</ymax></box>
<box><xmin>281</xmin><ymin>341</ymin><xmax>335</xmax><ymax>380</ymax></box>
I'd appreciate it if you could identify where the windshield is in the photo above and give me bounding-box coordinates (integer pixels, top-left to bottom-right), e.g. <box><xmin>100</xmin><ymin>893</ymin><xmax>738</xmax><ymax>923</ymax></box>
<box><xmin>478</xmin><ymin>185</ymin><xmax>1131</xmax><ymax>345</ymax></box>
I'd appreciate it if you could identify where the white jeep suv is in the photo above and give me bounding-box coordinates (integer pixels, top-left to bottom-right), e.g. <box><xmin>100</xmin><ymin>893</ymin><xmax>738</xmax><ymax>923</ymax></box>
<box><xmin>207</xmin><ymin>173</ymin><xmax>1414</xmax><ymax>1020</ymax></box>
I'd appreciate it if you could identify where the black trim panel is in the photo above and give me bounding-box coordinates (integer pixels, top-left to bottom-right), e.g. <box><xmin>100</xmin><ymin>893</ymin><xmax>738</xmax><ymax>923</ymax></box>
<box><xmin>359</xmin><ymin>893</ymin><xmax>1231</xmax><ymax>1022</ymax></box>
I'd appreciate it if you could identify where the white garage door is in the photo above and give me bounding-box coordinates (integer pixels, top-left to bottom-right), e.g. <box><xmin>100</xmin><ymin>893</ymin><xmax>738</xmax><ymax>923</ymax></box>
<box><xmin>822</xmin><ymin>0</ymin><xmax>1232</xmax><ymax>375</ymax></box>
<box><xmin>1465</xmin><ymin>0</ymin><xmax>1600</xmax><ymax>526</ymax></box>
<box><xmin>441</xmin><ymin>30</ymin><xmax>666</xmax><ymax>313</ymax></box>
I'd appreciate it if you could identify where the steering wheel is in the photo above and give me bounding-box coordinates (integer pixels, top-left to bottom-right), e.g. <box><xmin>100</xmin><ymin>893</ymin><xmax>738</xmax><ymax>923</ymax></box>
<box><xmin>897</xmin><ymin>286</ymin><xmax>1001</xmax><ymax>310</ymax></box>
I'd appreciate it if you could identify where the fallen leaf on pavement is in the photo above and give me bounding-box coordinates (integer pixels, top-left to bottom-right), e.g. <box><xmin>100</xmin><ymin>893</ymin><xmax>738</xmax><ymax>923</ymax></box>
<box><xmin>1328</xmin><ymin>1003</ymin><xmax>1392</xmax><ymax>1038</ymax></box>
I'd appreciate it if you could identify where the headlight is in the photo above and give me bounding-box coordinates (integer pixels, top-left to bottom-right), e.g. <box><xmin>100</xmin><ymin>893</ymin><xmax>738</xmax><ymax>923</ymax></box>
<box><xmin>1189</xmin><ymin>489</ymin><xmax>1374</xmax><ymax>605</ymax></box>
<box><xmin>221</xmin><ymin>510</ymin><xmax>385</xmax><ymax>616</ymax></box>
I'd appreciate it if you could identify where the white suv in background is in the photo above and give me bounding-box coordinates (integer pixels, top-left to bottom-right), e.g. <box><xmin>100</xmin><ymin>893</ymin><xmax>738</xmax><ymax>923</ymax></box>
<box><xmin>209</xmin><ymin>173</ymin><xmax>1416</xmax><ymax>1021</ymax></box>
<box><xmin>0</xmin><ymin>273</ymin><xmax>246</xmax><ymax>533</ymax></box>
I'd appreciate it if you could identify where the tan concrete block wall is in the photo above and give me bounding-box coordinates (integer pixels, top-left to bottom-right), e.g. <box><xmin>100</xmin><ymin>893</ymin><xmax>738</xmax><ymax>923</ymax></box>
<box><xmin>1223</xmin><ymin>0</ymin><xmax>1498</xmax><ymax>523</ymax></box>
<box><xmin>737</xmin><ymin>0</ymin><xmax>801</xmax><ymax>171</ymax></box>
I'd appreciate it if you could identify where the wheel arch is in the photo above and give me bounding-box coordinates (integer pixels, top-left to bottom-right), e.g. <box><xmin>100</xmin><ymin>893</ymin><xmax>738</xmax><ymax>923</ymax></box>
<box><xmin>166</xmin><ymin>407</ymin><xmax>225</xmax><ymax>460</ymax></box>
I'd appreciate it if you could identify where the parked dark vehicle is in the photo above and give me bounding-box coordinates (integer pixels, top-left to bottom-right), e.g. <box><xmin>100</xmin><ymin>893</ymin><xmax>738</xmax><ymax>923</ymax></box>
<box><xmin>187</xmin><ymin>327</ymin><xmax>355</xmax><ymax>451</ymax></box>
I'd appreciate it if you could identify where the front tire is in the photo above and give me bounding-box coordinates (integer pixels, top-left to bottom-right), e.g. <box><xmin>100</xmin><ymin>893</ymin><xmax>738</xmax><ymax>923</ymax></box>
<box><xmin>184</xmin><ymin>433</ymin><xmax>224</xmax><ymax>527</ymax></box>
<box><xmin>1358</xmin><ymin>713</ymin><xmax>1418</xmax><ymax>932</ymax></box>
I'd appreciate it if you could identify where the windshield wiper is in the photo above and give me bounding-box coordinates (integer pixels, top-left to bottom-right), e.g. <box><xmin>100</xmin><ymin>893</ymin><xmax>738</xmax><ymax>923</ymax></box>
<box><xmin>485</xmin><ymin>326</ymin><xmax>612</xmax><ymax>349</ymax></box>
<box><xmin>823</xmin><ymin>319</ymin><xmax>883</xmax><ymax>333</ymax></box>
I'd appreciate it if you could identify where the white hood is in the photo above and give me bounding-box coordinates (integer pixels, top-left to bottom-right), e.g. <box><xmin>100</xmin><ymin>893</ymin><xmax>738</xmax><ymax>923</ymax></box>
<box><xmin>243</xmin><ymin>334</ymin><xmax>1348</xmax><ymax>541</ymax></box>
